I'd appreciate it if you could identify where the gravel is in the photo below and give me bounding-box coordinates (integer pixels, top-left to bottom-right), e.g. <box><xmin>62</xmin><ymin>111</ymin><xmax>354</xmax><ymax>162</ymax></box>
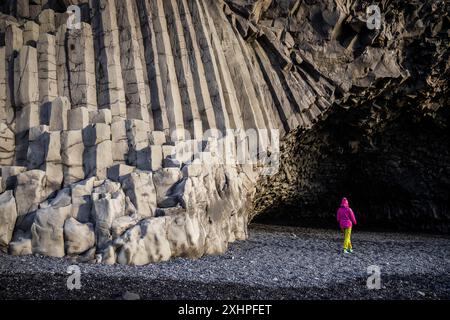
<box><xmin>0</xmin><ymin>224</ymin><xmax>449</xmax><ymax>300</ymax></box>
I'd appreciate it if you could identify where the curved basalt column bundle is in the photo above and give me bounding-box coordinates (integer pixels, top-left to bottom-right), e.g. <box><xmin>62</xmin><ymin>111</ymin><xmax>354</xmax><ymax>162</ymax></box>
<box><xmin>0</xmin><ymin>0</ymin><xmax>449</xmax><ymax>264</ymax></box>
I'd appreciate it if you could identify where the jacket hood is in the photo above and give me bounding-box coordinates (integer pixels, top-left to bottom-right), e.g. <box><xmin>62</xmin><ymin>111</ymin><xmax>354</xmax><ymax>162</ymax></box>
<box><xmin>341</xmin><ymin>197</ymin><xmax>349</xmax><ymax>207</ymax></box>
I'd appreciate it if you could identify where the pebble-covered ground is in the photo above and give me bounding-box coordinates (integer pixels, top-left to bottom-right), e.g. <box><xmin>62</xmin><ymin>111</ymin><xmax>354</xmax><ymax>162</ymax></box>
<box><xmin>0</xmin><ymin>224</ymin><xmax>449</xmax><ymax>300</ymax></box>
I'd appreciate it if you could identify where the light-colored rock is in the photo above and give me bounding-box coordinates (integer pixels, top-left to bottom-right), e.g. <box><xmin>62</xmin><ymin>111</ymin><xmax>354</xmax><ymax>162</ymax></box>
<box><xmin>70</xmin><ymin>177</ymin><xmax>95</xmax><ymax>222</ymax></box>
<box><xmin>31</xmin><ymin>198</ymin><xmax>72</xmax><ymax>257</ymax></box>
<box><xmin>152</xmin><ymin>168</ymin><xmax>182</xmax><ymax>206</ymax></box>
<box><xmin>90</xmin><ymin>0</ymin><xmax>127</xmax><ymax>120</ymax></box>
<box><xmin>174</xmin><ymin>140</ymin><xmax>197</xmax><ymax>164</ymax></box>
<box><xmin>149</xmin><ymin>131</ymin><xmax>166</xmax><ymax>145</ymax></box>
<box><xmin>0</xmin><ymin>166</ymin><xmax>27</xmax><ymax>190</ymax></box>
<box><xmin>66</xmin><ymin>23</ymin><xmax>97</xmax><ymax>111</ymax></box>
<box><xmin>90</xmin><ymin>109</ymin><xmax>112</xmax><ymax>125</ymax></box>
<box><xmin>121</xmin><ymin>171</ymin><xmax>157</xmax><ymax>218</ymax></box>
<box><xmin>167</xmin><ymin>213</ymin><xmax>205</xmax><ymax>258</ymax></box>
<box><xmin>38</xmin><ymin>9</ymin><xmax>56</xmax><ymax>34</ymax></box>
<box><xmin>61</xmin><ymin>130</ymin><xmax>84</xmax><ymax>186</ymax></box>
<box><xmin>14</xmin><ymin>46</ymin><xmax>39</xmax><ymax>132</ymax></box>
<box><xmin>5</xmin><ymin>24</ymin><xmax>23</xmax><ymax>59</ymax></box>
<box><xmin>9</xmin><ymin>230</ymin><xmax>32</xmax><ymax>256</ymax></box>
<box><xmin>23</xmin><ymin>21</ymin><xmax>39</xmax><ymax>45</ymax></box>
<box><xmin>93</xmin><ymin>179</ymin><xmax>122</xmax><ymax>196</ymax></box>
<box><xmin>71</xmin><ymin>177</ymin><xmax>95</xmax><ymax>198</ymax></box>
<box><xmin>14</xmin><ymin>46</ymin><xmax>39</xmax><ymax>107</ymax></box>
<box><xmin>64</xmin><ymin>217</ymin><xmax>95</xmax><ymax>255</ymax></box>
<box><xmin>149</xmin><ymin>145</ymin><xmax>163</xmax><ymax>171</ymax></box>
<box><xmin>49</xmin><ymin>97</ymin><xmax>70</xmax><ymax>131</ymax></box>
<box><xmin>85</xmin><ymin>123</ymin><xmax>111</xmax><ymax>147</ymax></box>
<box><xmin>102</xmin><ymin>244</ymin><xmax>117</xmax><ymax>265</ymax></box>
<box><xmin>0</xmin><ymin>191</ymin><xmax>18</xmax><ymax>250</ymax></box>
<box><xmin>82</xmin><ymin>124</ymin><xmax>112</xmax><ymax>180</ymax></box>
<box><xmin>111</xmin><ymin>120</ymin><xmax>129</xmax><ymax>162</ymax></box>
<box><xmin>92</xmin><ymin>192</ymin><xmax>126</xmax><ymax>250</ymax></box>
<box><xmin>14</xmin><ymin>170</ymin><xmax>47</xmax><ymax>216</ymax></box>
<box><xmin>182</xmin><ymin>159</ymin><xmax>203</xmax><ymax>177</ymax></box>
<box><xmin>117</xmin><ymin>217</ymin><xmax>172</xmax><ymax>265</ymax></box>
<box><xmin>126</xmin><ymin>119</ymin><xmax>150</xmax><ymax>169</ymax></box>
<box><xmin>0</xmin><ymin>47</ymin><xmax>8</xmax><ymax>126</ymax></box>
<box><xmin>111</xmin><ymin>214</ymin><xmax>140</xmax><ymax>238</ymax></box>
<box><xmin>162</xmin><ymin>145</ymin><xmax>176</xmax><ymax>159</ymax></box>
<box><xmin>49</xmin><ymin>187</ymin><xmax>72</xmax><ymax>208</ymax></box>
<box><xmin>68</xmin><ymin>107</ymin><xmax>90</xmax><ymax>130</ymax></box>
<box><xmin>0</xmin><ymin>123</ymin><xmax>15</xmax><ymax>166</ymax></box>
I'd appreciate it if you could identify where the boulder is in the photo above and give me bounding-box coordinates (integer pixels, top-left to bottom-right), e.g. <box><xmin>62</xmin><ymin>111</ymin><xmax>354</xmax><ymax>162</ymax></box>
<box><xmin>182</xmin><ymin>159</ymin><xmax>203</xmax><ymax>177</ymax></box>
<box><xmin>111</xmin><ymin>214</ymin><xmax>140</xmax><ymax>238</ymax></box>
<box><xmin>31</xmin><ymin>200</ymin><xmax>71</xmax><ymax>257</ymax></box>
<box><xmin>93</xmin><ymin>180</ymin><xmax>122</xmax><ymax>195</ymax></box>
<box><xmin>117</xmin><ymin>218</ymin><xmax>172</xmax><ymax>265</ymax></box>
<box><xmin>167</xmin><ymin>213</ymin><xmax>205</xmax><ymax>258</ymax></box>
<box><xmin>92</xmin><ymin>192</ymin><xmax>126</xmax><ymax>250</ymax></box>
<box><xmin>64</xmin><ymin>217</ymin><xmax>95</xmax><ymax>255</ymax></box>
<box><xmin>9</xmin><ymin>230</ymin><xmax>32</xmax><ymax>256</ymax></box>
<box><xmin>102</xmin><ymin>245</ymin><xmax>117</xmax><ymax>265</ymax></box>
<box><xmin>14</xmin><ymin>169</ymin><xmax>47</xmax><ymax>216</ymax></box>
<box><xmin>0</xmin><ymin>191</ymin><xmax>18</xmax><ymax>250</ymax></box>
<box><xmin>121</xmin><ymin>171</ymin><xmax>157</xmax><ymax>218</ymax></box>
<box><xmin>71</xmin><ymin>177</ymin><xmax>95</xmax><ymax>223</ymax></box>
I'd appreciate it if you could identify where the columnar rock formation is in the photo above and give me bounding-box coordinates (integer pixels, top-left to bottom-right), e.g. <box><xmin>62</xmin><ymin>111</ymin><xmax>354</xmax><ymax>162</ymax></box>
<box><xmin>0</xmin><ymin>0</ymin><xmax>449</xmax><ymax>264</ymax></box>
<box><xmin>0</xmin><ymin>0</ymin><xmax>282</xmax><ymax>264</ymax></box>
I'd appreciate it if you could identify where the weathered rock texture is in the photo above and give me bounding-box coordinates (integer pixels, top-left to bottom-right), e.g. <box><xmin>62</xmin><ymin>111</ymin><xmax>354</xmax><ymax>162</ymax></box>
<box><xmin>248</xmin><ymin>0</ymin><xmax>450</xmax><ymax>233</ymax></box>
<box><xmin>0</xmin><ymin>0</ymin><xmax>448</xmax><ymax>264</ymax></box>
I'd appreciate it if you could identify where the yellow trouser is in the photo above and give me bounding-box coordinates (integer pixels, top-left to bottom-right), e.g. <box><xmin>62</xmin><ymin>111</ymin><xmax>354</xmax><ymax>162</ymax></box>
<box><xmin>343</xmin><ymin>227</ymin><xmax>352</xmax><ymax>250</ymax></box>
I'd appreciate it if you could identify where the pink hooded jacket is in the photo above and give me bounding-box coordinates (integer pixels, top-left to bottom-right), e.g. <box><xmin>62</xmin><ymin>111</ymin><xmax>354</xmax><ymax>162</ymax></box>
<box><xmin>337</xmin><ymin>198</ymin><xmax>357</xmax><ymax>229</ymax></box>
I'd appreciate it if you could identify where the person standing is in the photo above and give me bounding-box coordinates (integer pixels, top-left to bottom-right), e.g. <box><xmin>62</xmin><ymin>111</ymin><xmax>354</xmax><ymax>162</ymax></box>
<box><xmin>337</xmin><ymin>197</ymin><xmax>357</xmax><ymax>254</ymax></box>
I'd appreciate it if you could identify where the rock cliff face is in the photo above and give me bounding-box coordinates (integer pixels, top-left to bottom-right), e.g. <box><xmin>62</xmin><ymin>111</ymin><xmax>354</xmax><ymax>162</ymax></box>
<box><xmin>0</xmin><ymin>0</ymin><xmax>448</xmax><ymax>264</ymax></box>
<box><xmin>247</xmin><ymin>0</ymin><xmax>450</xmax><ymax>233</ymax></box>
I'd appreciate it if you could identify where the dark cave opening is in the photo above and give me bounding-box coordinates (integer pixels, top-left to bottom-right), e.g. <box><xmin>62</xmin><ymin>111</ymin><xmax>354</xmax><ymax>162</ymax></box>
<box><xmin>253</xmin><ymin>105</ymin><xmax>450</xmax><ymax>234</ymax></box>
